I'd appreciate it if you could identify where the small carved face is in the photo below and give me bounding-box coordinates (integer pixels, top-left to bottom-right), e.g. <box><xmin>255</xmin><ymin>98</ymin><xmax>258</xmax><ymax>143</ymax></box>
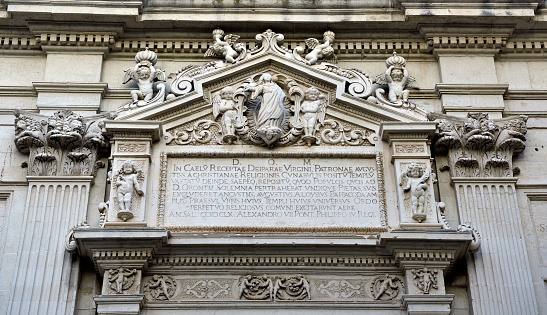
<box><xmin>305</xmin><ymin>88</ymin><xmax>319</xmax><ymax>101</ymax></box>
<box><xmin>122</xmin><ymin>162</ymin><xmax>135</xmax><ymax>174</ymax></box>
<box><xmin>137</xmin><ymin>67</ymin><xmax>151</xmax><ymax>80</ymax></box>
<box><xmin>391</xmin><ymin>68</ymin><xmax>404</xmax><ymax>81</ymax></box>
<box><xmin>438</xmin><ymin>120</ymin><xmax>453</xmax><ymax>132</ymax></box>
<box><xmin>286</xmin><ymin>278</ymin><xmax>301</xmax><ymax>292</ymax></box>
<box><xmin>248</xmin><ymin>278</ymin><xmax>261</xmax><ymax>292</ymax></box>
<box><xmin>407</xmin><ymin>164</ymin><xmax>424</xmax><ymax>178</ymax></box>
<box><xmin>221</xmin><ymin>87</ymin><xmax>234</xmax><ymax>100</ymax></box>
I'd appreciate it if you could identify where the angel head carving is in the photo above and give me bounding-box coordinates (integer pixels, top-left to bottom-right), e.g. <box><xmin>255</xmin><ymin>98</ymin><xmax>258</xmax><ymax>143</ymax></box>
<box><xmin>205</xmin><ymin>29</ymin><xmax>245</xmax><ymax>64</ymax></box>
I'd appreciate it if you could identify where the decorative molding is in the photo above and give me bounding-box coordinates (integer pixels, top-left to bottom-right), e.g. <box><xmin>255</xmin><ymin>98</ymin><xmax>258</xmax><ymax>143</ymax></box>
<box><xmin>434</xmin><ymin>84</ymin><xmax>509</xmax><ymax>97</ymax></box>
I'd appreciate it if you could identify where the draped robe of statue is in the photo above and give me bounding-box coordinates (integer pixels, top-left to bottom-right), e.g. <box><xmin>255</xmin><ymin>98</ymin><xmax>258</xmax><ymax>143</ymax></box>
<box><xmin>252</xmin><ymin>77</ymin><xmax>286</xmax><ymax>131</ymax></box>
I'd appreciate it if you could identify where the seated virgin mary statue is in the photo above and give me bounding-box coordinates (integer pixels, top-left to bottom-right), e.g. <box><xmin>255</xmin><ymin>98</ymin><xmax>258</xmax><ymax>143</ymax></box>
<box><xmin>245</xmin><ymin>73</ymin><xmax>287</xmax><ymax>145</ymax></box>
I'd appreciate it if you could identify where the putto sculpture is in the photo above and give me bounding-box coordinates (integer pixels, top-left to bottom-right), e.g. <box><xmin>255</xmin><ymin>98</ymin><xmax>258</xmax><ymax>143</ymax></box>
<box><xmin>122</xmin><ymin>48</ymin><xmax>166</xmax><ymax>110</ymax></box>
<box><xmin>204</xmin><ymin>28</ymin><xmax>246</xmax><ymax>64</ymax></box>
<box><xmin>293</xmin><ymin>30</ymin><xmax>337</xmax><ymax>65</ymax></box>
<box><xmin>411</xmin><ymin>268</ymin><xmax>438</xmax><ymax>294</ymax></box>
<box><xmin>108</xmin><ymin>267</ymin><xmax>137</xmax><ymax>294</ymax></box>
<box><xmin>212</xmin><ymin>86</ymin><xmax>239</xmax><ymax>144</ymax></box>
<box><xmin>400</xmin><ymin>163</ymin><xmax>430</xmax><ymax>222</ymax></box>
<box><xmin>114</xmin><ymin>160</ymin><xmax>144</xmax><ymax>221</ymax></box>
<box><xmin>374</xmin><ymin>53</ymin><xmax>417</xmax><ymax>108</ymax></box>
<box><xmin>300</xmin><ymin>87</ymin><xmax>327</xmax><ymax>145</ymax></box>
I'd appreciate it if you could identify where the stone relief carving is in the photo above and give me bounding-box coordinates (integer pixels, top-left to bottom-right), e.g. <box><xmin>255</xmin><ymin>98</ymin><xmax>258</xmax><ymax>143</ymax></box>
<box><xmin>429</xmin><ymin>112</ymin><xmax>528</xmax><ymax>177</ymax></box>
<box><xmin>144</xmin><ymin>275</ymin><xmax>177</xmax><ymax>301</ymax></box>
<box><xmin>204</xmin><ymin>28</ymin><xmax>246</xmax><ymax>64</ymax></box>
<box><xmin>318</xmin><ymin>280</ymin><xmax>362</xmax><ymax>299</ymax></box>
<box><xmin>458</xmin><ymin>223</ymin><xmax>482</xmax><ymax>252</ymax></box>
<box><xmin>372</xmin><ymin>52</ymin><xmax>418</xmax><ymax>109</ymax></box>
<box><xmin>238</xmin><ymin>275</ymin><xmax>310</xmax><ymax>301</ymax></box>
<box><xmin>168</xmin><ymin>29</ymin><xmax>408</xmax><ymax>107</ymax></box>
<box><xmin>14</xmin><ymin>109</ymin><xmax>110</xmax><ymax>177</ymax></box>
<box><xmin>293</xmin><ymin>30</ymin><xmax>337</xmax><ymax>65</ymax></box>
<box><xmin>164</xmin><ymin>74</ymin><xmax>374</xmax><ymax>147</ymax></box>
<box><xmin>400</xmin><ymin>163</ymin><xmax>430</xmax><ymax>222</ymax></box>
<box><xmin>274</xmin><ymin>275</ymin><xmax>311</xmax><ymax>300</ymax></box>
<box><xmin>238</xmin><ymin>275</ymin><xmax>273</xmax><ymax>300</ymax></box>
<box><xmin>113</xmin><ymin>160</ymin><xmax>144</xmax><ymax>221</ymax></box>
<box><xmin>436</xmin><ymin>202</ymin><xmax>451</xmax><ymax>229</ymax></box>
<box><xmin>185</xmin><ymin>280</ymin><xmax>230</xmax><ymax>299</ymax></box>
<box><xmin>120</xmin><ymin>48</ymin><xmax>166</xmax><ymax>111</ymax></box>
<box><xmin>411</xmin><ymin>268</ymin><xmax>438</xmax><ymax>294</ymax></box>
<box><xmin>370</xmin><ymin>274</ymin><xmax>404</xmax><ymax>300</ymax></box>
<box><xmin>107</xmin><ymin>267</ymin><xmax>137</xmax><ymax>294</ymax></box>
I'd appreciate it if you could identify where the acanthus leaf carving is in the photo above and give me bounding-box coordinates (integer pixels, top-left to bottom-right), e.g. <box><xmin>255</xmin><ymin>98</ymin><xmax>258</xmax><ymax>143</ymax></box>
<box><xmin>318</xmin><ymin>280</ymin><xmax>361</xmax><ymax>299</ymax></box>
<box><xmin>430</xmin><ymin>112</ymin><xmax>528</xmax><ymax>178</ymax></box>
<box><xmin>14</xmin><ymin>109</ymin><xmax>111</xmax><ymax>177</ymax></box>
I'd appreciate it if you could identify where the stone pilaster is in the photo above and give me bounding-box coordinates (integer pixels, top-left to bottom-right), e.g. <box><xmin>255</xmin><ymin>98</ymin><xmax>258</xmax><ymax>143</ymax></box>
<box><xmin>421</xmin><ymin>26</ymin><xmax>512</xmax><ymax>119</ymax></box>
<box><xmin>27</xmin><ymin>22</ymin><xmax>123</xmax><ymax>114</ymax></box>
<box><xmin>430</xmin><ymin>112</ymin><xmax>539</xmax><ymax>314</ymax></box>
<box><xmin>380</xmin><ymin>122</ymin><xmax>443</xmax><ymax>228</ymax></box>
<box><xmin>9</xmin><ymin>110</ymin><xmax>110</xmax><ymax>315</ymax></box>
<box><xmin>103</xmin><ymin>120</ymin><xmax>162</xmax><ymax>226</ymax></box>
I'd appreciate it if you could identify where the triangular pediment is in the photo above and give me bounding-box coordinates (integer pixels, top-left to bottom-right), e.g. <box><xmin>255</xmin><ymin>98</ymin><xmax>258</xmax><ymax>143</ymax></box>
<box><xmin>114</xmin><ymin>30</ymin><xmax>427</xmax><ymax>148</ymax></box>
<box><xmin>117</xmin><ymin>55</ymin><xmax>425</xmax><ymax>122</ymax></box>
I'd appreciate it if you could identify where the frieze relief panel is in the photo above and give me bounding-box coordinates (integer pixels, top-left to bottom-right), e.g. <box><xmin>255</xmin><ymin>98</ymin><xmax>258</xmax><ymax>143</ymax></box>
<box><xmin>142</xmin><ymin>274</ymin><xmax>405</xmax><ymax>303</ymax></box>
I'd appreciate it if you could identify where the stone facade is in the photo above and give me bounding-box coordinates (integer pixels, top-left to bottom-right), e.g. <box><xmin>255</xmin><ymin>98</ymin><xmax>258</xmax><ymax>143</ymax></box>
<box><xmin>0</xmin><ymin>1</ymin><xmax>546</xmax><ymax>314</ymax></box>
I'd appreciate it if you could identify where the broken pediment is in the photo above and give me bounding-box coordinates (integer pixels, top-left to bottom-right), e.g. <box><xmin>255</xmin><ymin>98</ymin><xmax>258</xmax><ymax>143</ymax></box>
<box><xmin>113</xmin><ymin>29</ymin><xmax>427</xmax><ymax>147</ymax></box>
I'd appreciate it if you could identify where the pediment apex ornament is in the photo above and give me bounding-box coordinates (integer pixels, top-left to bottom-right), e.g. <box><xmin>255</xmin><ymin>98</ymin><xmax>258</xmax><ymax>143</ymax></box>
<box><xmin>429</xmin><ymin>112</ymin><xmax>527</xmax><ymax>177</ymax></box>
<box><xmin>14</xmin><ymin>109</ymin><xmax>112</xmax><ymax>177</ymax></box>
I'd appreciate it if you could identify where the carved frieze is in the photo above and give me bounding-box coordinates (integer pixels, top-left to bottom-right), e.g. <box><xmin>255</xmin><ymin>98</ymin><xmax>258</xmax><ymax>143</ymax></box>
<box><xmin>429</xmin><ymin>112</ymin><xmax>527</xmax><ymax>177</ymax></box>
<box><xmin>144</xmin><ymin>275</ymin><xmax>177</xmax><ymax>301</ymax></box>
<box><xmin>370</xmin><ymin>274</ymin><xmax>405</xmax><ymax>300</ymax></box>
<box><xmin>14</xmin><ymin>109</ymin><xmax>111</xmax><ymax>177</ymax></box>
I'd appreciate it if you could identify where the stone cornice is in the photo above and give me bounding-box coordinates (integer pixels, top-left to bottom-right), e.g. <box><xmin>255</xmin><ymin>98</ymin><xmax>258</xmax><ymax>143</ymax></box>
<box><xmin>380</xmin><ymin>121</ymin><xmax>438</xmax><ymax>141</ymax></box>
<box><xmin>435</xmin><ymin>84</ymin><xmax>509</xmax><ymax>97</ymax></box>
<box><xmin>32</xmin><ymin>82</ymin><xmax>108</xmax><ymax>95</ymax></box>
<box><xmin>103</xmin><ymin>120</ymin><xmax>163</xmax><ymax>142</ymax></box>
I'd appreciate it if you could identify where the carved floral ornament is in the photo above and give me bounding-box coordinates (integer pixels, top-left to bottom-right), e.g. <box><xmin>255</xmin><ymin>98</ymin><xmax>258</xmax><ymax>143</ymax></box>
<box><xmin>429</xmin><ymin>112</ymin><xmax>528</xmax><ymax>177</ymax></box>
<box><xmin>13</xmin><ymin>109</ymin><xmax>112</xmax><ymax>176</ymax></box>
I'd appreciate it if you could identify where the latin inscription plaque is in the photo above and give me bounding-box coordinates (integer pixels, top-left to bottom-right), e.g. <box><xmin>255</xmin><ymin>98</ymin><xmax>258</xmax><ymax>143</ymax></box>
<box><xmin>160</xmin><ymin>153</ymin><xmax>386</xmax><ymax>232</ymax></box>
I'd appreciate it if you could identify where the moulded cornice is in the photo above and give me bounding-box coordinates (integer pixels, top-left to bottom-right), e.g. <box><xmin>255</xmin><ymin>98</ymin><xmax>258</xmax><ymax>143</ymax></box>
<box><xmin>451</xmin><ymin>177</ymin><xmax>519</xmax><ymax>185</ymax></box>
<box><xmin>396</xmin><ymin>1</ymin><xmax>538</xmax><ymax>17</ymax></box>
<box><xmin>379</xmin><ymin>121</ymin><xmax>438</xmax><ymax>141</ymax></box>
<box><xmin>32</xmin><ymin>82</ymin><xmax>108</xmax><ymax>95</ymax></box>
<box><xmin>103</xmin><ymin>120</ymin><xmax>163</xmax><ymax>141</ymax></box>
<box><xmin>435</xmin><ymin>84</ymin><xmax>509</xmax><ymax>97</ymax></box>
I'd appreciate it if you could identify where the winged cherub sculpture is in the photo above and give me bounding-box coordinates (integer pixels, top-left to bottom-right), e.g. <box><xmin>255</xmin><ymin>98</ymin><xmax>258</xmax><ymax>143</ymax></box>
<box><xmin>296</xmin><ymin>31</ymin><xmax>337</xmax><ymax>65</ymax></box>
<box><xmin>204</xmin><ymin>29</ymin><xmax>246</xmax><ymax>64</ymax></box>
<box><xmin>374</xmin><ymin>52</ymin><xmax>418</xmax><ymax>108</ymax></box>
<box><xmin>123</xmin><ymin>48</ymin><xmax>166</xmax><ymax>108</ymax></box>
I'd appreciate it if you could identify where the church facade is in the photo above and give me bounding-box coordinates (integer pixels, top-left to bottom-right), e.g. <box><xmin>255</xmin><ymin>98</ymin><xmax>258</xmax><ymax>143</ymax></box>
<box><xmin>0</xmin><ymin>1</ymin><xmax>546</xmax><ymax>314</ymax></box>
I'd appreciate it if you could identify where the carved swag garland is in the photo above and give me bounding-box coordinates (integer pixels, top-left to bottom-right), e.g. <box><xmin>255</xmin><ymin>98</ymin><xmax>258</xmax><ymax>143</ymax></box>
<box><xmin>14</xmin><ymin>109</ymin><xmax>111</xmax><ymax>176</ymax></box>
